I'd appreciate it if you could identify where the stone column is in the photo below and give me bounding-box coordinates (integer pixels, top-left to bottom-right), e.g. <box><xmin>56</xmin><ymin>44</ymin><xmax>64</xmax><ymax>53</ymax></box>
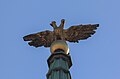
<box><xmin>46</xmin><ymin>40</ymin><xmax>72</xmax><ymax>79</ymax></box>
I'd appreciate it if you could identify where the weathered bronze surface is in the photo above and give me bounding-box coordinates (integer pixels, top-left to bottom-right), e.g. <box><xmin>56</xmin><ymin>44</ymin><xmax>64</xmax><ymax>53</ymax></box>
<box><xmin>23</xmin><ymin>19</ymin><xmax>99</xmax><ymax>47</ymax></box>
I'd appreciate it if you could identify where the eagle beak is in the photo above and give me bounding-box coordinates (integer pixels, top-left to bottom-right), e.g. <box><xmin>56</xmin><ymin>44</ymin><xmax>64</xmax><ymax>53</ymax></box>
<box><xmin>61</xmin><ymin>19</ymin><xmax>65</xmax><ymax>24</ymax></box>
<box><xmin>59</xmin><ymin>19</ymin><xmax>65</xmax><ymax>28</ymax></box>
<box><xmin>50</xmin><ymin>21</ymin><xmax>57</xmax><ymax>28</ymax></box>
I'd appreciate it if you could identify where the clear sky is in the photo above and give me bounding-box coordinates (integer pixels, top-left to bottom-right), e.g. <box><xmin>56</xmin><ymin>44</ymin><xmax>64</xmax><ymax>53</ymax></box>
<box><xmin>0</xmin><ymin>0</ymin><xmax>120</xmax><ymax>79</ymax></box>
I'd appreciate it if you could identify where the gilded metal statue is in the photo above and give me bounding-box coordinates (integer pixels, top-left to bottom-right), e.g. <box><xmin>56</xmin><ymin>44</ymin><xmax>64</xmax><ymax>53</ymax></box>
<box><xmin>23</xmin><ymin>19</ymin><xmax>99</xmax><ymax>47</ymax></box>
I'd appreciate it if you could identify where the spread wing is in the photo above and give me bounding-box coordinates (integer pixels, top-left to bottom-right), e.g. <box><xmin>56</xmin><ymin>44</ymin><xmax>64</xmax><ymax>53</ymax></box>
<box><xmin>64</xmin><ymin>24</ymin><xmax>99</xmax><ymax>43</ymax></box>
<box><xmin>23</xmin><ymin>30</ymin><xmax>54</xmax><ymax>47</ymax></box>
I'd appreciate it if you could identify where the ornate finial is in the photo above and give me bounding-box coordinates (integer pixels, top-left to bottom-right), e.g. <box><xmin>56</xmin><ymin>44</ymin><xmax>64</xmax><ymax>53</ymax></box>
<box><xmin>23</xmin><ymin>19</ymin><xmax>99</xmax><ymax>48</ymax></box>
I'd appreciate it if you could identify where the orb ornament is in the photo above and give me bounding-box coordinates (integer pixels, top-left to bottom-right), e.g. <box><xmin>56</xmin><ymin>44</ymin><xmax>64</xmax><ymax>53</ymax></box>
<box><xmin>50</xmin><ymin>40</ymin><xmax>69</xmax><ymax>54</ymax></box>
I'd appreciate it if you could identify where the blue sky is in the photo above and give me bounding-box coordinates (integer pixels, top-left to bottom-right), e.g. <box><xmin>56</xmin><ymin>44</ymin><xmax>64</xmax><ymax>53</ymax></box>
<box><xmin>0</xmin><ymin>0</ymin><xmax>120</xmax><ymax>79</ymax></box>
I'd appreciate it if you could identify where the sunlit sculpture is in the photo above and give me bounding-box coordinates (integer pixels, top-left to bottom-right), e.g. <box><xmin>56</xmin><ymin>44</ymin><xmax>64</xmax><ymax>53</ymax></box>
<box><xmin>23</xmin><ymin>19</ymin><xmax>99</xmax><ymax>48</ymax></box>
<box><xmin>23</xmin><ymin>19</ymin><xmax>99</xmax><ymax>79</ymax></box>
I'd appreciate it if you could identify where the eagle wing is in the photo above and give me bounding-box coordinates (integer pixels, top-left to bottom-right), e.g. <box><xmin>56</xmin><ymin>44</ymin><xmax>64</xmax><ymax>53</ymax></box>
<box><xmin>64</xmin><ymin>24</ymin><xmax>99</xmax><ymax>43</ymax></box>
<box><xmin>23</xmin><ymin>30</ymin><xmax>54</xmax><ymax>47</ymax></box>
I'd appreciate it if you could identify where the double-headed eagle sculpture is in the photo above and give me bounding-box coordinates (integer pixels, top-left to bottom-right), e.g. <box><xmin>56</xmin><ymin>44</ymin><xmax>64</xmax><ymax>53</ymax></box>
<box><xmin>23</xmin><ymin>19</ymin><xmax>99</xmax><ymax>48</ymax></box>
